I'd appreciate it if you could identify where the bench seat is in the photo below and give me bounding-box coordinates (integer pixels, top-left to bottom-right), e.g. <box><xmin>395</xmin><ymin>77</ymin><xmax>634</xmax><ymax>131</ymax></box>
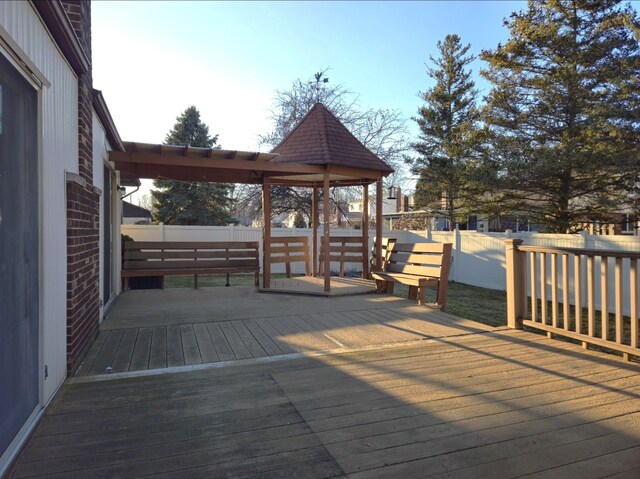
<box><xmin>371</xmin><ymin>242</ymin><xmax>452</xmax><ymax>310</ymax></box>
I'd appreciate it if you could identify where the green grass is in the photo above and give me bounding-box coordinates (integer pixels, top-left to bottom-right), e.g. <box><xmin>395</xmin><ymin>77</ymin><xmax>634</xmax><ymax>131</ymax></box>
<box><xmin>390</xmin><ymin>282</ymin><xmax>508</xmax><ymax>327</ymax></box>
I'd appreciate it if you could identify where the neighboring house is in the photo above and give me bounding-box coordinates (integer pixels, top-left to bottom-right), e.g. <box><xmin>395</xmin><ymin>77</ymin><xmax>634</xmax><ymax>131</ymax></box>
<box><xmin>122</xmin><ymin>201</ymin><xmax>153</xmax><ymax>224</ymax></box>
<box><xmin>1</xmin><ymin>2</ymin><xmax>124</xmax><ymax>474</ymax></box>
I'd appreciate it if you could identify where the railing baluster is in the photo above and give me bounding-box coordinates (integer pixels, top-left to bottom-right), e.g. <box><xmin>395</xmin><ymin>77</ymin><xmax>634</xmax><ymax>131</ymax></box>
<box><xmin>631</xmin><ymin>259</ymin><xmax>638</xmax><ymax>350</ymax></box>
<box><xmin>587</xmin><ymin>255</ymin><xmax>595</xmax><ymax>338</ymax></box>
<box><xmin>615</xmin><ymin>257</ymin><xmax>623</xmax><ymax>345</ymax></box>
<box><xmin>540</xmin><ymin>252</ymin><xmax>547</xmax><ymax>325</ymax></box>
<box><xmin>551</xmin><ymin>253</ymin><xmax>558</xmax><ymax>329</ymax></box>
<box><xmin>601</xmin><ymin>256</ymin><xmax>609</xmax><ymax>341</ymax></box>
<box><xmin>530</xmin><ymin>251</ymin><xmax>537</xmax><ymax>323</ymax></box>
<box><xmin>562</xmin><ymin>253</ymin><xmax>570</xmax><ymax>331</ymax></box>
<box><xmin>574</xmin><ymin>254</ymin><xmax>582</xmax><ymax>335</ymax></box>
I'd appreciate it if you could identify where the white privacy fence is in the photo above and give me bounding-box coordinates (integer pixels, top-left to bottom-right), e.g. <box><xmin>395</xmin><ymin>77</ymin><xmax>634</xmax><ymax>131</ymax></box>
<box><xmin>121</xmin><ymin>225</ymin><xmax>640</xmax><ymax>313</ymax></box>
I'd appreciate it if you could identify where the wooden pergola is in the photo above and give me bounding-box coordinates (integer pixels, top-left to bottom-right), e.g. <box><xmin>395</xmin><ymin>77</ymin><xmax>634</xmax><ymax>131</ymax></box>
<box><xmin>111</xmin><ymin>103</ymin><xmax>394</xmax><ymax>293</ymax></box>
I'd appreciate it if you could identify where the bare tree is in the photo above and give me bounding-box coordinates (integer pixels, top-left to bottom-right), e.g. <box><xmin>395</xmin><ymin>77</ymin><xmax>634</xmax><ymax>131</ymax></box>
<box><xmin>238</xmin><ymin>70</ymin><xmax>410</xmax><ymax>223</ymax></box>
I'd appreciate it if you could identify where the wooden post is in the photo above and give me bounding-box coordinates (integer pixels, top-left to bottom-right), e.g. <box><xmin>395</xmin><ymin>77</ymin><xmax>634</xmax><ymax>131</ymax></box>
<box><xmin>375</xmin><ymin>179</ymin><xmax>383</xmax><ymax>271</ymax></box>
<box><xmin>262</xmin><ymin>179</ymin><xmax>272</xmax><ymax>289</ymax></box>
<box><xmin>362</xmin><ymin>184</ymin><xmax>369</xmax><ymax>279</ymax></box>
<box><xmin>505</xmin><ymin>239</ymin><xmax>525</xmax><ymax>329</ymax></box>
<box><xmin>323</xmin><ymin>171</ymin><xmax>331</xmax><ymax>292</ymax></box>
<box><xmin>312</xmin><ymin>185</ymin><xmax>319</xmax><ymax>277</ymax></box>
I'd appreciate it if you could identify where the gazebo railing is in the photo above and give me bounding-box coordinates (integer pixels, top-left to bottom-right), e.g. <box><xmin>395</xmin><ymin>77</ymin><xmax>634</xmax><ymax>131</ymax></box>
<box><xmin>506</xmin><ymin>239</ymin><xmax>639</xmax><ymax>360</ymax></box>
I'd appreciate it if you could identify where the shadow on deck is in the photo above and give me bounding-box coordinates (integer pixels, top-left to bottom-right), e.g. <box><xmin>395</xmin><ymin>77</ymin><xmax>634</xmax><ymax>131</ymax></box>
<box><xmin>76</xmin><ymin>285</ymin><xmax>494</xmax><ymax>377</ymax></box>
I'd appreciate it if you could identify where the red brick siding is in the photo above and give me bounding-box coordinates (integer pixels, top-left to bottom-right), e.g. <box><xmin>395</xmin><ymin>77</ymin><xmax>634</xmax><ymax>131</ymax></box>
<box><xmin>66</xmin><ymin>180</ymin><xmax>100</xmax><ymax>373</ymax></box>
<box><xmin>61</xmin><ymin>0</ymin><xmax>99</xmax><ymax>372</ymax></box>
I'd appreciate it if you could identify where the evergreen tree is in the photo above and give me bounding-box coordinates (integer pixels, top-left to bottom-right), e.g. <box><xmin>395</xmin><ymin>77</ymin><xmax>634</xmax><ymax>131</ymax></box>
<box><xmin>480</xmin><ymin>0</ymin><xmax>640</xmax><ymax>233</ymax></box>
<box><xmin>410</xmin><ymin>34</ymin><xmax>484</xmax><ymax>228</ymax></box>
<box><xmin>151</xmin><ymin>106</ymin><xmax>235</xmax><ymax>225</ymax></box>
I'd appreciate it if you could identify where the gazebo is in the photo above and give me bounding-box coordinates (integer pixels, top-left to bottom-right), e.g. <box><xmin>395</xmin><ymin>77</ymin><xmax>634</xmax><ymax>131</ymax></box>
<box><xmin>111</xmin><ymin>103</ymin><xmax>394</xmax><ymax>293</ymax></box>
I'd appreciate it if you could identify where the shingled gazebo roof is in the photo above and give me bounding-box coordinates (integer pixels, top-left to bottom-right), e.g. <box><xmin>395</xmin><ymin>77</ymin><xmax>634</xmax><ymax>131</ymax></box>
<box><xmin>271</xmin><ymin>103</ymin><xmax>394</xmax><ymax>175</ymax></box>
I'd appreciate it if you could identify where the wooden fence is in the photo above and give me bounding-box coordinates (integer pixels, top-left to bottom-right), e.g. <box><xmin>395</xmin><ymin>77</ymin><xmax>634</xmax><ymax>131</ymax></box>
<box><xmin>506</xmin><ymin>239</ymin><xmax>639</xmax><ymax>360</ymax></box>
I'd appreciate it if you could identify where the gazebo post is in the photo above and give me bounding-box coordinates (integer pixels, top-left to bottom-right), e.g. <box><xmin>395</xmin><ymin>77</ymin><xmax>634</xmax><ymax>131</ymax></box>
<box><xmin>312</xmin><ymin>185</ymin><xmax>319</xmax><ymax>277</ymax></box>
<box><xmin>375</xmin><ymin>179</ymin><xmax>383</xmax><ymax>271</ymax></box>
<box><xmin>323</xmin><ymin>170</ymin><xmax>331</xmax><ymax>292</ymax></box>
<box><xmin>262</xmin><ymin>178</ymin><xmax>272</xmax><ymax>289</ymax></box>
<box><xmin>362</xmin><ymin>183</ymin><xmax>369</xmax><ymax>279</ymax></box>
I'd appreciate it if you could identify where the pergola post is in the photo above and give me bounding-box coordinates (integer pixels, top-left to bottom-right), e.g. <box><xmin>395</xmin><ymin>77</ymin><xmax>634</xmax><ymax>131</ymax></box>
<box><xmin>362</xmin><ymin>183</ymin><xmax>369</xmax><ymax>279</ymax></box>
<box><xmin>312</xmin><ymin>185</ymin><xmax>319</xmax><ymax>277</ymax></box>
<box><xmin>262</xmin><ymin>179</ymin><xmax>272</xmax><ymax>289</ymax></box>
<box><xmin>375</xmin><ymin>179</ymin><xmax>383</xmax><ymax>271</ymax></box>
<box><xmin>323</xmin><ymin>170</ymin><xmax>331</xmax><ymax>292</ymax></box>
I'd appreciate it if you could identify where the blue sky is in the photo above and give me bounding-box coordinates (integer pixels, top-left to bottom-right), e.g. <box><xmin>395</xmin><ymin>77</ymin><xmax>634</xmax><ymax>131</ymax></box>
<box><xmin>93</xmin><ymin>1</ymin><xmax>525</xmax><ymax>151</ymax></box>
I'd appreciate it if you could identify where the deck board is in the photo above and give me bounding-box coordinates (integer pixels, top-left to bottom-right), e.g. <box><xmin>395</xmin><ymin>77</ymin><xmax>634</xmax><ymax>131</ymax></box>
<box><xmin>206</xmin><ymin>322</ymin><xmax>235</xmax><ymax>361</ymax></box>
<box><xmin>12</xmin><ymin>327</ymin><xmax>639</xmax><ymax>479</ymax></box>
<box><xmin>128</xmin><ymin>327</ymin><xmax>152</xmax><ymax>371</ymax></box>
<box><xmin>110</xmin><ymin>328</ymin><xmax>137</xmax><ymax>372</ymax></box>
<box><xmin>148</xmin><ymin>326</ymin><xmax>167</xmax><ymax>369</ymax></box>
<box><xmin>192</xmin><ymin>322</ymin><xmax>218</xmax><ymax>363</ymax></box>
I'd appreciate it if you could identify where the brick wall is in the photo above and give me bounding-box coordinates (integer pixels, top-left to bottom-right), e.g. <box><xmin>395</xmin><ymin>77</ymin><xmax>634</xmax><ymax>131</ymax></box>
<box><xmin>61</xmin><ymin>1</ymin><xmax>100</xmax><ymax>373</ymax></box>
<box><xmin>66</xmin><ymin>175</ymin><xmax>100</xmax><ymax>372</ymax></box>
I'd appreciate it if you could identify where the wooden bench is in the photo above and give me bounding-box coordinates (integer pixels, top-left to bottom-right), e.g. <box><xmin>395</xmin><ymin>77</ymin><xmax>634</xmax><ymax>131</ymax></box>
<box><xmin>318</xmin><ymin>236</ymin><xmax>366</xmax><ymax>277</ymax></box>
<box><xmin>371</xmin><ymin>242</ymin><xmax>452</xmax><ymax>310</ymax></box>
<box><xmin>268</xmin><ymin>236</ymin><xmax>311</xmax><ymax>277</ymax></box>
<box><xmin>122</xmin><ymin>241</ymin><xmax>260</xmax><ymax>290</ymax></box>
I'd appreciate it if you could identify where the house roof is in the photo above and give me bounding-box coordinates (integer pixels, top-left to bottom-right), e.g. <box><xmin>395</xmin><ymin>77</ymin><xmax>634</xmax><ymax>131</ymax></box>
<box><xmin>122</xmin><ymin>201</ymin><xmax>152</xmax><ymax>219</ymax></box>
<box><xmin>271</xmin><ymin>103</ymin><xmax>394</xmax><ymax>174</ymax></box>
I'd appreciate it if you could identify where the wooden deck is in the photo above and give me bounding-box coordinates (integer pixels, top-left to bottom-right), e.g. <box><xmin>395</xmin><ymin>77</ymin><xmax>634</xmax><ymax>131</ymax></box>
<box><xmin>11</xmin><ymin>328</ymin><xmax>640</xmax><ymax>478</ymax></box>
<box><xmin>261</xmin><ymin>276</ymin><xmax>376</xmax><ymax>296</ymax></box>
<box><xmin>77</xmin><ymin>286</ymin><xmax>493</xmax><ymax>376</ymax></box>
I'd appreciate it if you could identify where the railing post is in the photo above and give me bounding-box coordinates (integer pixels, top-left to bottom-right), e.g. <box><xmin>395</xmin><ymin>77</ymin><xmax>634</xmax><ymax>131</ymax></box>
<box><xmin>506</xmin><ymin>239</ymin><xmax>525</xmax><ymax>329</ymax></box>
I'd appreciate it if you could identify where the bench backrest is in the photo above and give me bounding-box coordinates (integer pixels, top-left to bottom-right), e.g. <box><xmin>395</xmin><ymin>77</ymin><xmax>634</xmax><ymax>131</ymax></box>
<box><xmin>319</xmin><ymin>236</ymin><xmax>365</xmax><ymax>276</ymax></box>
<box><xmin>123</xmin><ymin>241</ymin><xmax>259</xmax><ymax>271</ymax></box>
<box><xmin>371</xmin><ymin>237</ymin><xmax>397</xmax><ymax>272</ymax></box>
<box><xmin>268</xmin><ymin>236</ymin><xmax>310</xmax><ymax>276</ymax></box>
<box><xmin>386</xmin><ymin>242</ymin><xmax>452</xmax><ymax>282</ymax></box>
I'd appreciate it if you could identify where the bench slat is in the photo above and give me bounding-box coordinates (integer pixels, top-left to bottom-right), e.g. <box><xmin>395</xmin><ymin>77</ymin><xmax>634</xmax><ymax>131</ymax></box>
<box><xmin>125</xmin><ymin>250</ymin><xmax>258</xmax><ymax>260</ymax></box>
<box><xmin>122</xmin><ymin>267</ymin><xmax>257</xmax><ymax>277</ymax></box>
<box><xmin>270</xmin><ymin>245</ymin><xmax>308</xmax><ymax>254</ymax></box>
<box><xmin>125</xmin><ymin>241</ymin><xmax>259</xmax><ymax>250</ymax></box>
<box><xmin>320</xmin><ymin>236</ymin><xmax>364</xmax><ymax>243</ymax></box>
<box><xmin>386</xmin><ymin>263</ymin><xmax>441</xmax><ymax>277</ymax></box>
<box><xmin>392</xmin><ymin>242</ymin><xmax>448</xmax><ymax>254</ymax></box>
<box><xmin>125</xmin><ymin>259</ymin><xmax>258</xmax><ymax>270</ymax></box>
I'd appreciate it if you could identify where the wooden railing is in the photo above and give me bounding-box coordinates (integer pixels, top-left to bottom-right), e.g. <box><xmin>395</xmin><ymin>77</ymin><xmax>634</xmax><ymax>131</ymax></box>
<box><xmin>318</xmin><ymin>236</ymin><xmax>366</xmax><ymax>277</ymax></box>
<box><xmin>268</xmin><ymin>236</ymin><xmax>311</xmax><ymax>278</ymax></box>
<box><xmin>506</xmin><ymin>239</ymin><xmax>639</xmax><ymax>360</ymax></box>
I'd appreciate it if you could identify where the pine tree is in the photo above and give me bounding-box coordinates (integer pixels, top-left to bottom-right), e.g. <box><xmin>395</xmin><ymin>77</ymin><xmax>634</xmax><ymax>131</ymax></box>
<box><xmin>151</xmin><ymin>106</ymin><xmax>235</xmax><ymax>225</ymax></box>
<box><xmin>480</xmin><ymin>0</ymin><xmax>640</xmax><ymax>233</ymax></box>
<box><xmin>410</xmin><ymin>34</ymin><xmax>484</xmax><ymax>228</ymax></box>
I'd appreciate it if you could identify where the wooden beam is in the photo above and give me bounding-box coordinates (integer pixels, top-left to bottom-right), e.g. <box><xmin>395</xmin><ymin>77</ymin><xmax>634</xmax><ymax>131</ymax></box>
<box><xmin>323</xmin><ymin>170</ymin><xmax>331</xmax><ymax>292</ymax></box>
<box><xmin>262</xmin><ymin>179</ymin><xmax>272</xmax><ymax>289</ymax></box>
<box><xmin>362</xmin><ymin>184</ymin><xmax>369</xmax><ymax>279</ymax></box>
<box><xmin>375</xmin><ymin>179</ymin><xmax>383</xmax><ymax>271</ymax></box>
<box><xmin>110</xmin><ymin>151</ymin><xmax>325</xmax><ymax>175</ymax></box>
<box><xmin>328</xmin><ymin>164</ymin><xmax>385</xmax><ymax>180</ymax></box>
<box><xmin>312</xmin><ymin>185</ymin><xmax>319</xmax><ymax>277</ymax></box>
